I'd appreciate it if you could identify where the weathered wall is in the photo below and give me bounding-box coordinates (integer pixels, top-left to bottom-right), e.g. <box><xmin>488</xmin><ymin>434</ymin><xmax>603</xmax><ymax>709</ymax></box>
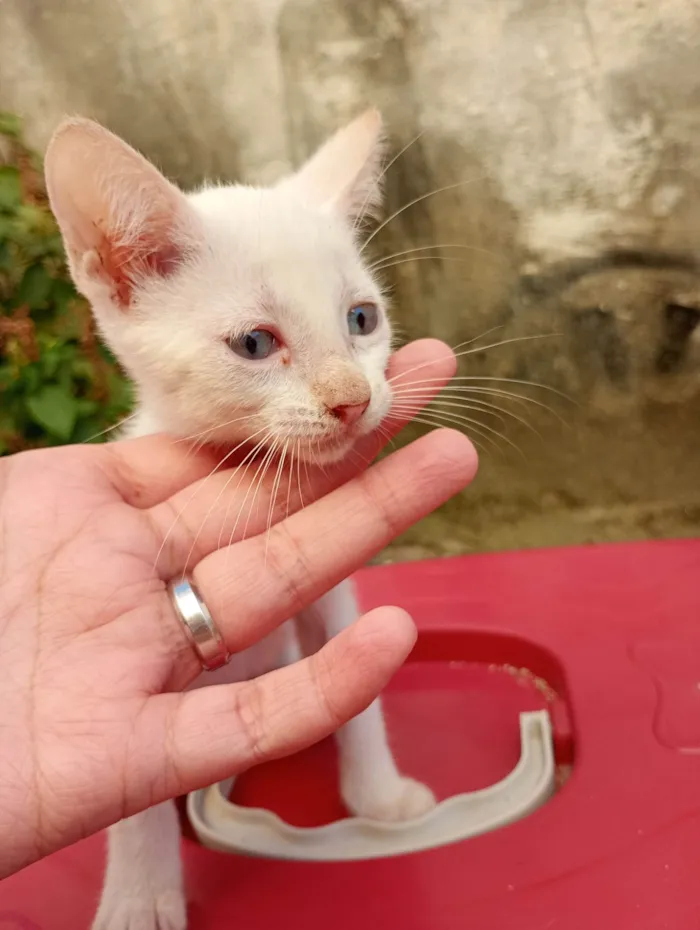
<box><xmin>2</xmin><ymin>0</ymin><xmax>700</xmax><ymax>554</ymax></box>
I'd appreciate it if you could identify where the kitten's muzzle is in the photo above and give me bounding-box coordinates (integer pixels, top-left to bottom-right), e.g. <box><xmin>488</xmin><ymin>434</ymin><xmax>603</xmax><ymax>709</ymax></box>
<box><xmin>328</xmin><ymin>399</ymin><xmax>369</xmax><ymax>427</ymax></box>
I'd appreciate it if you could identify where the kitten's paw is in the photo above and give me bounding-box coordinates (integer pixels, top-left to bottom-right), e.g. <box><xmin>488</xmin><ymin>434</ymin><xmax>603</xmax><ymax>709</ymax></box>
<box><xmin>344</xmin><ymin>776</ymin><xmax>437</xmax><ymax>823</ymax></box>
<box><xmin>92</xmin><ymin>889</ymin><xmax>187</xmax><ymax>930</ymax></box>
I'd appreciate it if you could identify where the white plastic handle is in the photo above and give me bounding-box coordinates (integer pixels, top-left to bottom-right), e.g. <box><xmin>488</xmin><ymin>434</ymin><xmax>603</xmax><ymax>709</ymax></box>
<box><xmin>186</xmin><ymin>710</ymin><xmax>555</xmax><ymax>861</ymax></box>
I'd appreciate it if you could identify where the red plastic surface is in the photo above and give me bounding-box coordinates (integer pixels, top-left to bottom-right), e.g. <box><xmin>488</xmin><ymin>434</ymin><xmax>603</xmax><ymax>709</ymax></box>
<box><xmin>3</xmin><ymin>539</ymin><xmax>700</xmax><ymax>929</ymax></box>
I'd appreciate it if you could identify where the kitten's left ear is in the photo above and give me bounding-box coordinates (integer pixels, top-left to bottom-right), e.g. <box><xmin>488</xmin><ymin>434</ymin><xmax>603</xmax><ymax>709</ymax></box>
<box><xmin>280</xmin><ymin>109</ymin><xmax>386</xmax><ymax>224</ymax></box>
<box><xmin>45</xmin><ymin>117</ymin><xmax>200</xmax><ymax>310</ymax></box>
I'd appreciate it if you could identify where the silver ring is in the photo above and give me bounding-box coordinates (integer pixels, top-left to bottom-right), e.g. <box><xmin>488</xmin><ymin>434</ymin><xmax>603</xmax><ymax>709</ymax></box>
<box><xmin>167</xmin><ymin>578</ymin><xmax>230</xmax><ymax>671</ymax></box>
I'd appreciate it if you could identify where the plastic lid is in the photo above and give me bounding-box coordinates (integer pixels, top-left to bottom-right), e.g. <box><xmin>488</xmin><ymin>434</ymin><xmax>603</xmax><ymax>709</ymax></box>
<box><xmin>186</xmin><ymin>710</ymin><xmax>554</xmax><ymax>861</ymax></box>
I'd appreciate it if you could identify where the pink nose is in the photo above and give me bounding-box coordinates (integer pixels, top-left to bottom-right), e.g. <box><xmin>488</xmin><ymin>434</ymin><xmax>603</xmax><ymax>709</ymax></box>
<box><xmin>330</xmin><ymin>399</ymin><xmax>370</xmax><ymax>426</ymax></box>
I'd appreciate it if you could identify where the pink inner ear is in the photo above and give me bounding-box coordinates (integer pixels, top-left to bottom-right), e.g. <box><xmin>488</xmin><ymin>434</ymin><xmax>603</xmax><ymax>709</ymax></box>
<box><xmin>45</xmin><ymin>118</ymin><xmax>195</xmax><ymax>310</ymax></box>
<box><xmin>97</xmin><ymin>226</ymin><xmax>184</xmax><ymax>308</ymax></box>
<box><xmin>281</xmin><ymin>109</ymin><xmax>385</xmax><ymax>220</ymax></box>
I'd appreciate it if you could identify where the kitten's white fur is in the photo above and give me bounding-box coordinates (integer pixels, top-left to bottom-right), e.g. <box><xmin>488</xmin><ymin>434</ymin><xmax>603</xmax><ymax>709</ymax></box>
<box><xmin>45</xmin><ymin>110</ymin><xmax>435</xmax><ymax>930</ymax></box>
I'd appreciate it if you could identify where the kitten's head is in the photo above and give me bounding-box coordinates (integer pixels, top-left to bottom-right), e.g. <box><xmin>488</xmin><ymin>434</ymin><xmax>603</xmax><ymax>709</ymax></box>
<box><xmin>45</xmin><ymin>110</ymin><xmax>393</xmax><ymax>462</ymax></box>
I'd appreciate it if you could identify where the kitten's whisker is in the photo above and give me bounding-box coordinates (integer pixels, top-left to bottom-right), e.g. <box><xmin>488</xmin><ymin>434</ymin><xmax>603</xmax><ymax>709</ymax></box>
<box><xmin>449</xmin><ymin>325</ymin><xmax>507</xmax><ymax>352</ymax></box>
<box><xmin>373</xmin><ymin>255</ymin><xmax>486</xmax><ymax>273</ymax></box>
<box><xmin>309</xmin><ymin>438</ymin><xmax>320</xmax><ymax>471</ymax></box>
<box><xmin>285</xmin><ymin>441</ymin><xmax>295</xmax><ymax>522</ymax></box>
<box><xmin>219</xmin><ymin>435</ymin><xmax>280</xmax><ymax>611</ymax></box>
<box><xmin>152</xmin><ymin>426</ymin><xmax>269</xmax><ymax>576</ymax></box>
<box><xmin>352</xmin><ymin>128</ymin><xmax>426</xmax><ymax>235</ymax></box>
<box><xmin>392</xmin><ymin>373</ymin><xmax>573</xmax><ymax>403</ymax></box>
<box><xmin>420</xmin><ymin>396</ymin><xmax>539</xmax><ymax>435</ymax></box>
<box><xmin>345</xmin><ymin>448</ymin><xmax>368</xmax><ymax>470</ymax></box>
<box><xmin>370</xmin><ymin>243</ymin><xmax>501</xmax><ymax>269</ymax></box>
<box><xmin>295</xmin><ymin>439</ymin><xmax>305</xmax><ymax>511</ymax></box>
<box><xmin>386</xmin><ymin>411</ymin><xmax>492</xmax><ymax>454</ymax></box>
<box><xmin>361</xmin><ymin>178</ymin><xmax>490</xmax><ymax>252</ymax></box>
<box><xmin>348</xmin><ymin>442</ymin><xmax>374</xmax><ymax>467</ymax></box>
<box><xmin>221</xmin><ymin>437</ymin><xmax>279</xmax><ymax>602</ymax></box>
<box><xmin>321</xmin><ymin>438</ymin><xmax>333</xmax><ymax>472</ymax></box>
<box><xmin>375</xmin><ymin>423</ymin><xmax>397</xmax><ymax>451</ymax></box>
<box><xmin>240</xmin><ymin>439</ymin><xmax>280</xmax><ymax>545</ymax></box>
<box><xmin>180</xmin><ymin>429</ymin><xmax>274</xmax><ymax>580</ymax></box>
<box><xmin>385</xmin><ymin>325</ymin><xmax>506</xmax><ymax>384</ymax></box>
<box><xmin>391</xmin><ymin>389</ymin><xmax>543</xmax><ymax>434</ymax></box>
<box><xmin>391</xmin><ymin>384</ymin><xmax>568</xmax><ymax>426</ymax></box>
<box><xmin>266</xmin><ymin>439</ymin><xmax>289</xmax><ymax>565</ymax></box>
<box><xmin>452</xmin><ymin>333</ymin><xmax>562</xmax><ymax>360</ymax></box>
<box><xmin>389</xmin><ymin>402</ymin><xmax>525</xmax><ymax>458</ymax></box>
<box><xmin>216</xmin><ymin>433</ymin><xmax>272</xmax><ymax>552</ymax></box>
<box><xmin>388</xmin><ymin>334</ymin><xmax>562</xmax><ymax>388</ymax></box>
<box><xmin>302</xmin><ymin>448</ymin><xmax>312</xmax><ymax>496</ymax></box>
<box><xmin>413</xmin><ymin>416</ymin><xmax>491</xmax><ymax>455</ymax></box>
<box><xmin>80</xmin><ymin>411</ymin><xmax>138</xmax><ymax>444</ymax></box>
<box><xmin>369</xmin><ymin>243</ymin><xmax>501</xmax><ymax>271</ymax></box>
<box><xmin>188</xmin><ymin>435</ymin><xmax>209</xmax><ymax>458</ymax></box>
<box><xmin>175</xmin><ymin>412</ymin><xmax>260</xmax><ymax>445</ymax></box>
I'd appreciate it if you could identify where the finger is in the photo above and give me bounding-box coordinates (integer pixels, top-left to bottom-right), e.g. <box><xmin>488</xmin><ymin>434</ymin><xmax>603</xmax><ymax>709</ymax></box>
<box><xmin>147</xmin><ymin>607</ymin><xmax>416</xmax><ymax>798</ymax></box>
<box><xmin>147</xmin><ymin>340</ymin><xmax>457</xmax><ymax>570</ymax></box>
<box><xmin>186</xmin><ymin>429</ymin><xmax>476</xmax><ymax>657</ymax></box>
<box><xmin>355</xmin><ymin>337</ymin><xmax>457</xmax><ymax>455</ymax></box>
<box><xmin>102</xmin><ymin>340</ymin><xmax>454</xmax><ymax>511</ymax></box>
<box><xmin>100</xmin><ymin>433</ymin><xmax>224</xmax><ymax>508</ymax></box>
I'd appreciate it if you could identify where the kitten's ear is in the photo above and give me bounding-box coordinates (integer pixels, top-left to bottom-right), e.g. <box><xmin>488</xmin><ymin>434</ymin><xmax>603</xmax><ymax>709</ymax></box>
<box><xmin>45</xmin><ymin>118</ymin><xmax>199</xmax><ymax>309</ymax></box>
<box><xmin>281</xmin><ymin>109</ymin><xmax>386</xmax><ymax>224</ymax></box>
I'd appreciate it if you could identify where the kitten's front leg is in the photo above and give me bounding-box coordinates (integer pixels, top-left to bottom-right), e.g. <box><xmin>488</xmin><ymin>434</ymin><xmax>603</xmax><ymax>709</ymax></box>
<box><xmin>92</xmin><ymin>801</ymin><xmax>186</xmax><ymax>930</ymax></box>
<box><xmin>296</xmin><ymin>581</ymin><xmax>436</xmax><ymax>822</ymax></box>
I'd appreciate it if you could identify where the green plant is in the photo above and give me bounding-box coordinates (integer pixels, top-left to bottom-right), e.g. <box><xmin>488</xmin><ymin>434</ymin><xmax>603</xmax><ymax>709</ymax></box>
<box><xmin>0</xmin><ymin>112</ymin><xmax>131</xmax><ymax>455</ymax></box>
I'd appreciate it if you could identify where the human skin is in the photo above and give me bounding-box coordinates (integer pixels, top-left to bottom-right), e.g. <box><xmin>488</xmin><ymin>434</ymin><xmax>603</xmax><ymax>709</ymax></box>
<box><xmin>0</xmin><ymin>339</ymin><xmax>477</xmax><ymax>878</ymax></box>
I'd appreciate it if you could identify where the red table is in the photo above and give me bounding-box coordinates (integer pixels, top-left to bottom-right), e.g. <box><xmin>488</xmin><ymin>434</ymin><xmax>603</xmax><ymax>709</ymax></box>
<box><xmin>2</xmin><ymin>540</ymin><xmax>699</xmax><ymax>929</ymax></box>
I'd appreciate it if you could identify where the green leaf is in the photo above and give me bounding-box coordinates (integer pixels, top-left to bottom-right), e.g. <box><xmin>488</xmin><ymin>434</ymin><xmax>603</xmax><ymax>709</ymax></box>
<box><xmin>15</xmin><ymin>263</ymin><xmax>53</xmax><ymax>310</ymax></box>
<box><xmin>0</xmin><ymin>241</ymin><xmax>10</xmax><ymax>273</ymax></box>
<box><xmin>0</xmin><ymin>365</ymin><xmax>15</xmax><ymax>390</ymax></box>
<box><xmin>0</xmin><ymin>112</ymin><xmax>22</xmax><ymax>139</ymax></box>
<box><xmin>26</xmin><ymin>385</ymin><xmax>79</xmax><ymax>441</ymax></box>
<box><xmin>39</xmin><ymin>346</ymin><xmax>63</xmax><ymax>379</ymax></box>
<box><xmin>75</xmin><ymin>398</ymin><xmax>99</xmax><ymax>416</ymax></box>
<box><xmin>71</xmin><ymin>417</ymin><xmax>105</xmax><ymax>444</ymax></box>
<box><xmin>52</xmin><ymin>278</ymin><xmax>81</xmax><ymax>317</ymax></box>
<box><xmin>106</xmin><ymin>372</ymin><xmax>133</xmax><ymax>409</ymax></box>
<box><xmin>0</xmin><ymin>166</ymin><xmax>22</xmax><ymax>211</ymax></box>
<box><xmin>69</xmin><ymin>357</ymin><xmax>95</xmax><ymax>381</ymax></box>
<box><xmin>15</xmin><ymin>204</ymin><xmax>52</xmax><ymax>233</ymax></box>
<box><xmin>0</xmin><ymin>113</ymin><xmax>130</xmax><ymax>455</ymax></box>
<box><xmin>19</xmin><ymin>363</ymin><xmax>41</xmax><ymax>394</ymax></box>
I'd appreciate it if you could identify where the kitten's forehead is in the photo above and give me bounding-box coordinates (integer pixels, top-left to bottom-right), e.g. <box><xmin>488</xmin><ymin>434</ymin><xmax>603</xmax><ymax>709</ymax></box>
<box><xmin>189</xmin><ymin>186</ymin><xmax>358</xmax><ymax>268</ymax></box>
<box><xmin>186</xmin><ymin>185</ymin><xmax>377</xmax><ymax>339</ymax></box>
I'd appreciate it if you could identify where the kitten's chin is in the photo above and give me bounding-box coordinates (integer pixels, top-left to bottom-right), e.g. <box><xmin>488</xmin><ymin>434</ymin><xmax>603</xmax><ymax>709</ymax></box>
<box><xmin>308</xmin><ymin>411</ymin><xmax>386</xmax><ymax>464</ymax></box>
<box><xmin>306</xmin><ymin>438</ymin><xmax>356</xmax><ymax>465</ymax></box>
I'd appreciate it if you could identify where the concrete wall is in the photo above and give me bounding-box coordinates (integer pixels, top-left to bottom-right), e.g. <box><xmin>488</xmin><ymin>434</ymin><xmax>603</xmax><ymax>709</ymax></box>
<box><xmin>2</xmin><ymin>0</ymin><xmax>700</xmax><ymax>555</ymax></box>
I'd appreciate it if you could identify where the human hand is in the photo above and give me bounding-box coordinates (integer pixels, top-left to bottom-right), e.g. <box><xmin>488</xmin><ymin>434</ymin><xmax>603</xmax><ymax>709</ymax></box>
<box><xmin>0</xmin><ymin>339</ymin><xmax>477</xmax><ymax>878</ymax></box>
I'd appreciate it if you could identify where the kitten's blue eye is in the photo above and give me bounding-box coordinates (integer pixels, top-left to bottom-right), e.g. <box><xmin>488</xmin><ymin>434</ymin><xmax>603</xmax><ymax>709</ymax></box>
<box><xmin>228</xmin><ymin>329</ymin><xmax>279</xmax><ymax>360</ymax></box>
<box><xmin>347</xmin><ymin>303</ymin><xmax>379</xmax><ymax>336</ymax></box>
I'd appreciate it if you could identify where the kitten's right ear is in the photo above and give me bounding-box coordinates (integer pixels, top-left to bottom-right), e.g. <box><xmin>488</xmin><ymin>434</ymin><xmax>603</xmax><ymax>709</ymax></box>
<box><xmin>279</xmin><ymin>109</ymin><xmax>387</xmax><ymax>225</ymax></box>
<box><xmin>45</xmin><ymin>118</ymin><xmax>199</xmax><ymax>310</ymax></box>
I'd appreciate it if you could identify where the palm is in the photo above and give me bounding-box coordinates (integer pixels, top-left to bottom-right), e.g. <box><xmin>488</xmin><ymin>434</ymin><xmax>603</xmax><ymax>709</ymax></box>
<box><xmin>0</xmin><ymin>340</ymin><xmax>475</xmax><ymax>877</ymax></box>
<box><xmin>0</xmin><ymin>448</ymin><xmax>173</xmax><ymax>855</ymax></box>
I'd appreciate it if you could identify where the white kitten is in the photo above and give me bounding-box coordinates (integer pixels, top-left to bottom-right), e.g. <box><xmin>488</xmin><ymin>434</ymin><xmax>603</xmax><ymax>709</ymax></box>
<box><xmin>45</xmin><ymin>110</ymin><xmax>436</xmax><ymax>930</ymax></box>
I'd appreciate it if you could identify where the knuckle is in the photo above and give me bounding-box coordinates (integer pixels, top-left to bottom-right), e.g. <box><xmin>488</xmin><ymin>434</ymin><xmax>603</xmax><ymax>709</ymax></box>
<box><xmin>264</xmin><ymin>523</ymin><xmax>316</xmax><ymax>614</ymax></box>
<box><xmin>229</xmin><ymin>679</ymin><xmax>269</xmax><ymax>765</ymax></box>
<box><xmin>357</xmin><ymin>467</ymin><xmax>404</xmax><ymax>541</ymax></box>
<box><xmin>309</xmin><ymin>649</ymin><xmax>344</xmax><ymax>731</ymax></box>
